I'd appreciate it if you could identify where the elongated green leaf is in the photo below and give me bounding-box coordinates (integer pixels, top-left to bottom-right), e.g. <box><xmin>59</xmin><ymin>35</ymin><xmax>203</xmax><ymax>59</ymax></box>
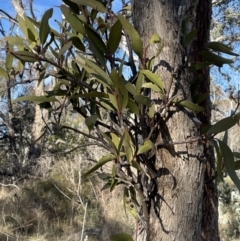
<box><xmin>207</xmin><ymin>117</ymin><xmax>237</xmax><ymax>134</ymax></box>
<box><xmin>123</xmin><ymin>131</ymin><xmax>135</xmax><ymax>163</ymax></box>
<box><xmin>69</xmin><ymin>0</ymin><xmax>107</xmax><ymax>13</ymax></box>
<box><xmin>83</xmin><ymin>153</ymin><xmax>116</xmax><ymax>177</ymax></box>
<box><xmin>125</xmin><ymin>82</ymin><xmax>137</xmax><ymax>96</ymax></box>
<box><xmin>148</xmin><ymin>103</ymin><xmax>155</xmax><ymax>118</ymax></box>
<box><xmin>108</xmin><ymin>94</ymin><xmax>118</xmax><ymax>110</ymax></box>
<box><xmin>137</xmin><ymin>140</ymin><xmax>154</xmax><ymax>155</ymax></box>
<box><xmin>59</xmin><ymin>41</ymin><xmax>72</xmax><ymax>57</ymax></box>
<box><xmin>75</xmin><ymin>56</ymin><xmax>112</xmax><ymax>87</ymax></box>
<box><xmin>39</xmin><ymin>8</ymin><xmax>53</xmax><ymax>44</ymax></box>
<box><xmin>11</xmin><ymin>51</ymin><xmax>37</xmax><ymax>62</ymax></box>
<box><xmin>111</xmin><ymin>233</ymin><xmax>134</xmax><ymax>241</ymax></box>
<box><xmin>142</xmin><ymin>83</ymin><xmax>161</xmax><ymax>92</ymax></box>
<box><xmin>192</xmin><ymin>93</ymin><xmax>207</xmax><ymax>104</ymax></box>
<box><xmin>85</xmin><ymin>114</ymin><xmax>98</xmax><ymax>131</ymax></box>
<box><xmin>70</xmin><ymin>36</ymin><xmax>85</xmax><ymax>52</ymax></box>
<box><xmin>206</xmin><ymin>42</ymin><xmax>239</xmax><ymax>56</ymax></box>
<box><xmin>222</xmin><ymin>130</ymin><xmax>228</xmax><ymax>144</ymax></box>
<box><xmin>211</xmin><ymin>139</ymin><xmax>223</xmax><ymax>181</ymax></box>
<box><xmin>176</xmin><ymin>100</ymin><xmax>204</xmax><ymax>112</ymax></box>
<box><xmin>141</xmin><ymin>69</ymin><xmax>164</xmax><ymax>91</ymax></box>
<box><xmin>118</xmin><ymin>14</ymin><xmax>143</xmax><ymax>58</ymax></box>
<box><xmin>149</xmin><ymin>33</ymin><xmax>164</xmax><ymax>57</ymax></box>
<box><xmin>235</xmin><ymin>161</ymin><xmax>240</xmax><ymax>170</ymax></box>
<box><xmin>0</xmin><ymin>66</ymin><xmax>9</xmax><ymax>80</ymax></box>
<box><xmin>136</xmin><ymin>72</ymin><xmax>143</xmax><ymax>94</ymax></box>
<box><xmin>110</xmin><ymin>69</ymin><xmax>128</xmax><ymax>110</ymax></box>
<box><xmin>72</xmin><ymin>92</ymin><xmax>108</xmax><ymax>98</ymax></box>
<box><xmin>25</xmin><ymin>15</ymin><xmax>38</xmax><ymax>41</ymax></box>
<box><xmin>62</xmin><ymin>0</ymin><xmax>80</xmax><ymax>14</ymax></box>
<box><xmin>233</xmin><ymin>152</ymin><xmax>240</xmax><ymax>159</ymax></box>
<box><xmin>134</xmin><ymin>94</ymin><xmax>151</xmax><ymax>107</ymax></box>
<box><xmin>199</xmin><ymin>50</ymin><xmax>234</xmax><ymax>67</ymax></box>
<box><xmin>188</xmin><ymin>62</ymin><xmax>213</xmax><ymax>73</ymax></box>
<box><xmin>111</xmin><ymin>133</ymin><xmax>120</xmax><ymax>151</ymax></box>
<box><xmin>17</xmin><ymin>15</ymin><xmax>28</xmax><ymax>39</ymax></box>
<box><xmin>101</xmin><ymin>131</ymin><xmax>118</xmax><ymax>153</ymax></box>
<box><xmin>60</xmin><ymin>5</ymin><xmax>86</xmax><ymax>35</ymax></box>
<box><xmin>218</xmin><ymin>140</ymin><xmax>240</xmax><ymax>191</ymax></box>
<box><xmin>108</xmin><ymin>19</ymin><xmax>122</xmax><ymax>53</ymax></box>
<box><xmin>85</xmin><ymin>25</ymin><xmax>107</xmax><ymax>54</ymax></box>
<box><xmin>4</xmin><ymin>36</ymin><xmax>24</xmax><ymax>46</ymax></box>
<box><xmin>183</xmin><ymin>29</ymin><xmax>197</xmax><ymax>47</ymax></box>
<box><xmin>127</xmin><ymin>99</ymin><xmax>139</xmax><ymax>116</ymax></box>
<box><xmin>12</xmin><ymin>95</ymin><xmax>57</xmax><ymax>103</ymax></box>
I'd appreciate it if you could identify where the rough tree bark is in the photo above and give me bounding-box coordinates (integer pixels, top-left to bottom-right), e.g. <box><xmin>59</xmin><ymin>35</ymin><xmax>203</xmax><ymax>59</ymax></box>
<box><xmin>132</xmin><ymin>0</ymin><xmax>218</xmax><ymax>240</ymax></box>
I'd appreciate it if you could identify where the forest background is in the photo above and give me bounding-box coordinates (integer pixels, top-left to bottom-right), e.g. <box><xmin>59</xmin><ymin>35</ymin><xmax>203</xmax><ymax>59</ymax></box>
<box><xmin>0</xmin><ymin>0</ymin><xmax>240</xmax><ymax>240</ymax></box>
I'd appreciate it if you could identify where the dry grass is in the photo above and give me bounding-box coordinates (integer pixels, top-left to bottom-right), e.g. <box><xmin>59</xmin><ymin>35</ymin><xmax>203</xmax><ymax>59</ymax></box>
<box><xmin>0</xmin><ymin>154</ymin><xmax>135</xmax><ymax>241</ymax></box>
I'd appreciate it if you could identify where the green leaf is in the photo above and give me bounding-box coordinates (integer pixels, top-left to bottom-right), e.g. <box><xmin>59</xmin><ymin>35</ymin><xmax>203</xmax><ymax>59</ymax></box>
<box><xmin>4</xmin><ymin>36</ymin><xmax>24</xmax><ymax>46</ymax></box>
<box><xmin>125</xmin><ymin>82</ymin><xmax>137</xmax><ymax>96</ymax></box>
<box><xmin>183</xmin><ymin>29</ymin><xmax>197</xmax><ymax>47</ymax></box>
<box><xmin>222</xmin><ymin>130</ymin><xmax>228</xmax><ymax>144</ymax></box>
<box><xmin>218</xmin><ymin>140</ymin><xmax>240</xmax><ymax>191</ymax></box>
<box><xmin>207</xmin><ymin>117</ymin><xmax>237</xmax><ymax>134</ymax></box>
<box><xmin>85</xmin><ymin>114</ymin><xmax>98</xmax><ymax>131</ymax></box>
<box><xmin>59</xmin><ymin>41</ymin><xmax>72</xmax><ymax>57</ymax></box>
<box><xmin>118</xmin><ymin>14</ymin><xmax>143</xmax><ymax>58</ymax></box>
<box><xmin>148</xmin><ymin>103</ymin><xmax>155</xmax><ymax>118</ymax></box>
<box><xmin>17</xmin><ymin>15</ymin><xmax>28</xmax><ymax>39</ymax></box>
<box><xmin>233</xmin><ymin>152</ymin><xmax>240</xmax><ymax>159</ymax></box>
<box><xmin>11</xmin><ymin>51</ymin><xmax>37</xmax><ymax>62</ymax></box>
<box><xmin>137</xmin><ymin>140</ymin><xmax>154</xmax><ymax>155</ymax></box>
<box><xmin>123</xmin><ymin>131</ymin><xmax>135</xmax><ymax>163</ymax></box>
<box><xmin>176</xmin><ymin>100</ymin><xmax>204</xmax><ymax>112</ymax></box>
<box><xmin>206</xmin><ymin>42</ymin><xmax>239</xmax><ymax>56</ymax></box>
<box><xmin>60</xmin><ymin>5</ymin><xmax>86</xmax><ymax>35</ymax></box>
<box><xmin>136</xmin><ymin>72</ymin><xmax>143</xmax><ymax>94</ymax></box>
<box><xmin>141</xmin><ymin>69</ymin><xmax>164</xmax><ymax>91</ymax></box>
<box><xmin>39</xmin><ymin>8</ymin><xmax>53</xmax><ymax>44</ymax></box>
<box><xmin>199</xmin><ymin>50</ymin><xmax>234</xmax><ymax>67</ymax></box>
<box><xmin>101</xmin><ymin>131</ymin><xmax>118</xmax><ymax>153</ymax></box>
<box><xmin>108</xmin><ymin>94</ymin><xmax>118</xmax><ymax>110</ymax></box>
<box><xmin>72</xmin><ymin>92</ymin><xmax>108</xmax><ymax>98</ymax></box>
<box><xmin>110</xmin><ymin>69</ymin><xmax>129</xmax><ymax>110</ymax></box>
<box><xmin>192</xmin><ymin>93</ymin><xmax>207</xmax><ymax>104</ymax></box>
<box><xmin>76</xmin><ymin>56</ymin><xmax>112</xmax><ymax>87</ymax></box>
<box><xmin>188</xmin><ymin>62</ymin><xmax>213</xmax><ymax>73</ymax></box>
<box><xmin>142</xmin><ymin>83</ymin><xmax>161</xmax><ymax>92</ymax></box>
<box><xmin>127</xmin><ymin>99</ymin><xmax>139</xmax><ymax>116</ymax></box>
<box><xmin>69</xmin><ymin>0</ymin><xmax>107</xmax><ymax>13</ymax></box>
<box><xmin>83</xmin><ymin>153</ymin><xmax>116</xmax><ymax>177</ymax></box>
<box><xmin>70</xmin><ymin>36</ymin><xmax>85</xmax><ymax>52</ymax></box>
<box><xmin>85</xmin><ymin>25</ymin><xmax>107</xmax><ymax>54</ymax></box>
<box><xmin>111</xmin><ymin>133</ymin><xmax>120</xmax><ymax>151</ymax></box>
<box><xmin>12</xmin><ymin>95</ymin><xmax>57</xmax><ymax>103</ymax></box>
<box><xmin>150</xmin><ymin>33</ymin><xmax>164</xmax><ymax>57</ymax></box>
<box><xmin>134</xmin><ymin>94</ymin><xmax>151</xmax><ymax>107</ymax></box>
<box><xmin>0</xmin><ymin>66</ymin><xmax>9</xmax><ymax>80</ymax></box>
<box><xmin>108</xmin><ymin>19</ymin><xmax>122</xmax><ymax>53</ymax></box>
<box><xmin>111</xmin><ymin>233</ymin><xmax>134</xmax><ymax>241</ymax></box>
<box><xmin>235</xmin><ymin>161</ymin><xmax>240</xmax><ymax>170</ymax></box>
<box><xmin>62</xmin><ymin>0</ymin><xmax>80</xmax><ymax>14</ymax></box>
<box><xmin>211</xmin><ymin>139</ymin><xmax>223</xmax><ymax>181</ymax></box>
<box><xmin>24</xmin><ymin>15</ymin><xmax>38</xmax><ymax>41</ymax></box>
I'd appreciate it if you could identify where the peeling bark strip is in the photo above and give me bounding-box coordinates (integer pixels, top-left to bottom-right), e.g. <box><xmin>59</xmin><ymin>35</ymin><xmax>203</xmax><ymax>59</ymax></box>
<box><xmin>132</xmin><ymin>0</ymin><xmax>219</xmax><ymax>240</ymax></box>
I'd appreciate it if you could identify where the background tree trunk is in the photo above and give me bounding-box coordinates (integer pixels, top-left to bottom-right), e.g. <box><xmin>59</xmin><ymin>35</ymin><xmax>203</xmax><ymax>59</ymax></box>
<box><xmin>132</xmin><ymin>0</ymin><xmax>219</xmax><ymax>240</ymax></box>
